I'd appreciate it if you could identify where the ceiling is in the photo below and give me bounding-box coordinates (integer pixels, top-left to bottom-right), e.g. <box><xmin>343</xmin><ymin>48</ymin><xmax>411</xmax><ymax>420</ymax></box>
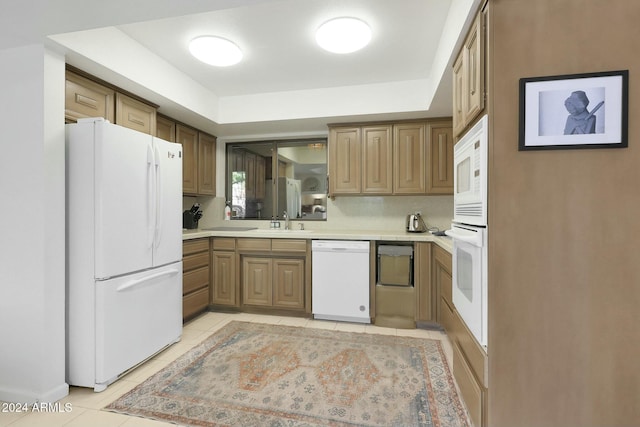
<box><xmin>3</xmin><ymin>0</ymin><xmax>479</xmax><ymax>138</ymax></box>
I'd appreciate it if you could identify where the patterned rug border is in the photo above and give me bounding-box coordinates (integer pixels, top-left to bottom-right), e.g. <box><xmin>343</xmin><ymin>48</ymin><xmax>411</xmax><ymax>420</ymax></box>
<box><xmin>104</xmin><ymin>320</ymin><xmax>469</xmax><ymax>427</ymax></box>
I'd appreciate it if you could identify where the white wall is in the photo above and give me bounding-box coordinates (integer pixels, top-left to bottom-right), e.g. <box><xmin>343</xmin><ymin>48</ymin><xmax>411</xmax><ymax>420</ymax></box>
<box><xmin>0</xmin><ymin>45</ymin><xmax>68</xmax><ymax>403</ymax></box>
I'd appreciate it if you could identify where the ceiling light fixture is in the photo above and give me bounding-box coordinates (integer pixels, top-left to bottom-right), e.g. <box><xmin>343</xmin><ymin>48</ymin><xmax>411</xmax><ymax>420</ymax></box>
<box><xmin>189</xmin><ymin>36</ymin><xmax>243</xmax><ymax>67</ymax></box>
<box><xmin>315</xmin><ymin>17</ymin><xmax>371</xmax><ymax>54</ymax></box>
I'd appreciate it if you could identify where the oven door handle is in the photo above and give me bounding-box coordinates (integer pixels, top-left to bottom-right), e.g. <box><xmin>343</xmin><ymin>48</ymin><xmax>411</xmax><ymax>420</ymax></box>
<box><xmin>445</xmin><ymin>228</ymin><xmax>483</xmax><ymax>246</ymax></box>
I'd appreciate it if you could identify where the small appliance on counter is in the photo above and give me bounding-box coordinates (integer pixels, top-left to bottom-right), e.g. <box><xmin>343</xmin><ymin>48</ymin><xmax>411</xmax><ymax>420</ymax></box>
<box><xmin>183</xmin><ymin>203</ymin><xmax>203</xmax><ymax>229</ymax></box>
<box><xmin>406</xmin><ymin>212</ymin><xmax>427</xmax><ymax>233</ymax></box>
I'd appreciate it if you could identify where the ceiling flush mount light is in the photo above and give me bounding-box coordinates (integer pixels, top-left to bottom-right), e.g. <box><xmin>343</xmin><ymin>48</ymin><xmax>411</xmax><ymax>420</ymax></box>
<box><xmin>189</xmin><ymin>36</ymin><xmax>243</xmax><ymax>67</ymax></box>
<box><xmin>316</xmin><ymin>17</ymin><xmax>371</xmax><ymax>54</ymax></box>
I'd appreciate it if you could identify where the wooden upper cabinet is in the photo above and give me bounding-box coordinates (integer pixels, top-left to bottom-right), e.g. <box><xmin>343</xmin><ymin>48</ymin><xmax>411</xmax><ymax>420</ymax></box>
<box><xmin>162</xmin><ymin>120</ymin><xmax>216</xmax><ymax>196</ymax></box>
<box><xmin>65</xmin><ymin>71</ymin><xmax>115</xmax><ymax>123</ymax></box>
<box><xmin>393</xmin><ymin>123</ymin><xmax>426</xmax><ymax>194</ymax></box>
<box><xmin>362</xmin><ymin>125</ymin><xmax>393</xmax><ymax>194</ymax></box>
<box><xmin>177</xmin><ymin>124</ymin><xmax>199</xmax><ymax>195</ymax></box>
<box><xmin>464</xmin><ymin>12</ymin><xmax>485</xmax><ymax>124</ymax></box>
<box><xmin>66</xmin><ymin>68</ymin><xmax>218</xmax><ymax>196</ymax></box>
<box><xmin>156</xmin><ymin>115</ymin><xmax>176</xmax><ymax>142</ymax></box>
<box><xmin>115</xmin><ymin>93</ymin><xmax>156</xmax><ymax>135</ymax></box>
<box><xmin>329</xmin><ymin>127</ymin><xmax>361</xmax><ymax>195</ymax></box>
<box><xmin>453</xmin><ymin>11</ymin><xmax>485</xmax><ymax>136</ymax></box>
<box><xmin>329</xmin><ymin>120</ymin><xmax>451</xmax><ymax>196</ymax></box>
<box><xmin>426</xmin><ymin>121</ymin><xmax>454</xmax><ymax>194</ymax></box>
<box><xmin>452</xmin><ymin>9</ymin><xmax>486</xmax><ymax>137</ymax></box>
<box><xmin>198</xmin><ymin>132</ymin><xmax>216</xmax><ymax>196</ymax></box>
<box><xmin>452</xmin><ymin>54</ymin><xmax>466</xmax><ymax>137</ymax></box>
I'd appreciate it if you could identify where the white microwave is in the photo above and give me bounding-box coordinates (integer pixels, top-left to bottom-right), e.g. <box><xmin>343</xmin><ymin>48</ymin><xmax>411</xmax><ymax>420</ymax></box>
<box><xmin>453</xmin><ymin>115</ymin><xmax>488</xmax><ymax>226</ymax></box>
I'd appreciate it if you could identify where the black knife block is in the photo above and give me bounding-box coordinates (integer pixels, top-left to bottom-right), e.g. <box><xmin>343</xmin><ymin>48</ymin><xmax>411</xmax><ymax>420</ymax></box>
<box><xmin>183</xmin><ymin>211</ymin><xmax>199</xmax><ymax>229</ymax></box>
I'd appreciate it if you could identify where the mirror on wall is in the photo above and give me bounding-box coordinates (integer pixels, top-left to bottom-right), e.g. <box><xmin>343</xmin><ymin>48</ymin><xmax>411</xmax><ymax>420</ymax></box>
<box><xmin>226</xmin><ymin>138</ymin><xmax>328</xmax><ymax>221</ymax></box>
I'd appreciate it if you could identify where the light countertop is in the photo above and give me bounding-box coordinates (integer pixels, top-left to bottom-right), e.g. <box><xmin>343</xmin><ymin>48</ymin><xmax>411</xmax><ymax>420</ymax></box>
<box><xmin>183</xmin><ymin>227</ymin><xmax>452</xmax><ymax>253</ymax></box>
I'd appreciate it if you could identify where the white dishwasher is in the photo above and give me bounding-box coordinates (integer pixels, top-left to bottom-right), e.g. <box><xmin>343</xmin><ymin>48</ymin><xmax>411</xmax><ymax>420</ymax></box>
<box><xmin>312</xmin><ymin>240</ymin><xmax>370</xmax><ymax>323</ymax></box>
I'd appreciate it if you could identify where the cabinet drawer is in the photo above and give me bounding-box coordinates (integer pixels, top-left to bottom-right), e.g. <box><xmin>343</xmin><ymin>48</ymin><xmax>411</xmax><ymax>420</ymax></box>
<box><xmin>440</xmin><ymin>264</ymin><xmax>453</xmax><ymax>307</ymax></box>
<box><xmin>271</xmin><ymin>239</ymin><xmax>307</xmax><ymax>253</ymax></box>
<box><xmin>183</xmin><ymin>238</ymin><xmax>209</xmax><ymax>256</ymax></box>
<box><xmin>433</xmin><ymin>245</ymin><xmax>452</xmax><ymax>272</ymax></box>
<box><xmin>183</xmin><ymin>287</ymin><xmax>209</xmax><ymax>321</ymax></box>
<box><xmin>183</xmin><ymin>266</ymin><xmax>209</xmax><ymax>295</ymax></box>
<box><xmin>183</xmin><ymin>251</ymin><xmax>209</xmax><ymax>272</ymax></box>
<box><xmin>449</xmin><ymin>303</ymin><xmax>488</xmax><ymax>387</ymax></box>
<box><xmin>453</xmin><ymin>342</ymin><xmax>484</xmax><ymax>427</ymax></box>
<box><xmin>212</xmin><ymin>238</ymin><xmax>236</xmax><ymax>251</ymax></box>
<box><xmin>237</xmin><ymin>238</ymin><xmax>271</xmax><ymax>252</ymax></box>
<box><xmin>440</xmin><ymin>296</ymin><xmax>456</xmax><ymax>335</ymax></box>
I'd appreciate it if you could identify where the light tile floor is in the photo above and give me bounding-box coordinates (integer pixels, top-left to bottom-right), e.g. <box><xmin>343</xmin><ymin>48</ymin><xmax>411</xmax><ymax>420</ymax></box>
<box><xmin>0</xmin><ymin>312</ymin><xmax>455</xmax><ymax>427</ymax></box>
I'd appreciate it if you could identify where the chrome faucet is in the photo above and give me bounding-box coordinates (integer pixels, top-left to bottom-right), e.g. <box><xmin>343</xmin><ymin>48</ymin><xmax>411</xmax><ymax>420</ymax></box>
<box><xmin>283</xmin><ymin>211</ymin><xmax>290</xmax><ymax>230</ymax></box>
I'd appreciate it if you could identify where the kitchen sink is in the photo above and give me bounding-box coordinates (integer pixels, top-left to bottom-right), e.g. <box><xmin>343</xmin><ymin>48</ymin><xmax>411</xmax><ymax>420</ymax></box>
<box><xmin>202</xmin><ymin>226</ymin><xmax>258</xmax><ymax>231</ymax></box>
<box><xmin>253</xmin><ymin>229</ymin><xmax>314</xmax><ymax>233</ymax></box>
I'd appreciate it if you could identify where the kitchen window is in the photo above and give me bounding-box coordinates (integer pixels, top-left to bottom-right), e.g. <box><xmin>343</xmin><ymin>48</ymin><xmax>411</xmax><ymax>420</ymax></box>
<box><xmin>226</xmin><ymin>139</ymin><xmax>328</xmax><ymax>221</ymax></box>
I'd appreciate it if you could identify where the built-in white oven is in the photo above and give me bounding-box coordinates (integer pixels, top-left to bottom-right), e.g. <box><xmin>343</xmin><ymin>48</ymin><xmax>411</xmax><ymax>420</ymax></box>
<box><xmin>453</xmin><ymin>115</ymin><xmax>488</xmax><ymax>226</ymax></box>
<box><xmin>446</xmin><ymin>223</ymin><xmax>487</xmax><ymax>347</ymax></box>
<box><xmin>446</xmin><ymin>114</ymin><xmax>489</xmax><ymax>348</ymax></box>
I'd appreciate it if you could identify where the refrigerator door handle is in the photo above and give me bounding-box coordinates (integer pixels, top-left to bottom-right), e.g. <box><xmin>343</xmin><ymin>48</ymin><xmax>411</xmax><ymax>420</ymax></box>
<box><xmin>146</xmin><ymin>144</ymin><xmax>155</xmax><ymax>249</ymax></box>
<box><xmin>154</xmin><ymin>145</ymin><xmax>162</xmax><ymax>248</ymax></box>
<box><xmin>116</xmin><ymin>268</ymin><xmax>180</xmax><ymax>292</ymax></box>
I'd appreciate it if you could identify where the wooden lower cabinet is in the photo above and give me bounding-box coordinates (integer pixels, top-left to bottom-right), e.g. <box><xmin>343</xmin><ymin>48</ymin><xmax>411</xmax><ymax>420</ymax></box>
<box><xmin>239</xmin><ymin>238</ymin><xmax>308</xmax><ymax>312</ymax></box>
<box><xmin>433</xmin><ymin>244</ymin><xmax>453</xmax><ymax>323</ymax></box>
<box><xmin>453</xmin><ymin>341</ymin><xmax>484</xmax><ymax>427</ymax></box>
<box><xmin>434</xmin><ymin>245</ymin><xmax>488</xmax><ymax>427</ymax></box>
<box><xmin>241</xmin><ymin>256</ymin><xmax>306</xmax><ymax>310</ymax></box>
<box><xmin>414</xmin><ymin>242</ymin><xmax>433</xmax><ymax>322</ymax></box>
<box><xmin>211</xmin><ymin>238</ymin><xmax>238</xmax><ymax>307</ymax></box>
<box><xmin>182</xmin><ymin>238</ymin><xmax>211</xmax><ymax>321</ymax></box>
<box><xmin>273</xmin><ymin>258</ymin><xmax>305</xmax><ymax>308</ymax></box>
<box><xmin>242</xmin><ymin>257</ymin><xmax>273</xmax><ymax>306</ymax></box>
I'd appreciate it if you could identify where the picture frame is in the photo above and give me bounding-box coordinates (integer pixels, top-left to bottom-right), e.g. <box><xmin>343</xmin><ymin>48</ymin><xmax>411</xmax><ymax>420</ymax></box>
<box><xmin>518</xmin><ymin>70</ymin><xmax>628</xmax><ymax>151</ymax></box>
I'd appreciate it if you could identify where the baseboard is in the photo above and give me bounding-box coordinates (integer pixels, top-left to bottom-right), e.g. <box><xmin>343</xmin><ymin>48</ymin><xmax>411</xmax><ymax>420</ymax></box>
<box><xmin>416</xmin><ymin>320</ymin><xmax>445</xmax><ymax>331</ymax></box>
<box><xmin>0</xmin><ymin>382</ymin><xmax>69</xmax><ymax>404</ymax></box>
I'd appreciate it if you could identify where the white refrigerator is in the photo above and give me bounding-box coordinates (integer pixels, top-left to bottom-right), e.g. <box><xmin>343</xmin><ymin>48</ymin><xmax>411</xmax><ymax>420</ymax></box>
<box><xmin>66</xmin><ymin>118</ymin><xmax>183</xmax><ymax>392</ymax></box>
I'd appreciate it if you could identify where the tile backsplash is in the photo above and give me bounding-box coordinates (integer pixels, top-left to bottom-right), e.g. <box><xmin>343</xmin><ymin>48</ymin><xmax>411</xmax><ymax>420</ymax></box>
<box><xmin>186</xmin><ymin>195</ymin><xmax>453</xmax><ymax>233</ymax></box>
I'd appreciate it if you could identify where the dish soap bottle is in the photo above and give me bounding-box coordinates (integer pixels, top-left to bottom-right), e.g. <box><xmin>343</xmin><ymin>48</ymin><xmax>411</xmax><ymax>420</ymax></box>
<box><xmin>224</xmin><ymin>201</ymin><xmax>231</xmax><ymax>221</ymax></box>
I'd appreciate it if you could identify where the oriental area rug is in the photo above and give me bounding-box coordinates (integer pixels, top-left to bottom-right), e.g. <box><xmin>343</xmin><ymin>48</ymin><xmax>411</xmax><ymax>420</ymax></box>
<box><xmin>105</xmin><ymin>321</ymin><xmax>469</xmax><ymax>427</ymax></box>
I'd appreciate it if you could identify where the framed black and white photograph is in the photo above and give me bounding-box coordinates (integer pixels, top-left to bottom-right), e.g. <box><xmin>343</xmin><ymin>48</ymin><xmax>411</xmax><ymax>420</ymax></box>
<box><xmin>519</xmin><ymin>70</ymin><xmax>628</xmax><ymax>150</ymax></box>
